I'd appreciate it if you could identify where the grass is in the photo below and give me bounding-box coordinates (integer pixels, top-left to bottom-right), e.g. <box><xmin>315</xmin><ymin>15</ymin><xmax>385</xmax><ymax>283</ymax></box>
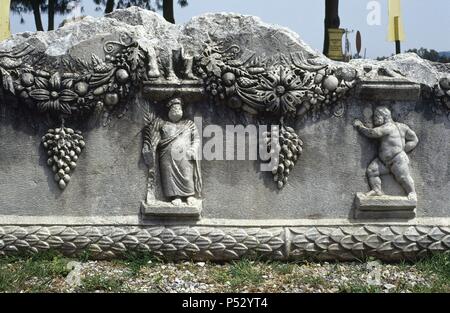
<box><xmin>113</xmin><ymin>252</ymin><xmax>161</xmax><ymax>277</ymax></box>
<box><xmin>414</xmin><ymin>252</ymin><xmax>450</xmax><ymax>292</ymax></box>
<box><xmin>0</xmin><ymin>251</ymin><xmax>449</xmax><ymax>293</ymax></box>
<box><xmin>338</xmin><ymin>284</ymin><xmax>383</xmax><ymax>293</ymax></box>
<box><xmin>78</xmin><ymin>274</ymin><xmax>126</xmax><ymax>292</ymax></box>
<box><xmin>0</xmin><ymin>250</ymin><xmax>71</xmax><ymax>292</ymax></box>
<box><xmin>212</xmin><ymin>259</ymin><xmax>265</xmax><ymax>288</ymax></box>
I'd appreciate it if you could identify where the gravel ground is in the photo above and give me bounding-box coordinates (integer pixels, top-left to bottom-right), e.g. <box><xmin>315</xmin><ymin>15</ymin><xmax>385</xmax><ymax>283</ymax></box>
<box><xmin>25</xmin><ymin>260</ymin><xmax>445</xmax><ymax>293</ymax></box>
<box><xmin>1</xmin><ymin>253</ymin><xmax>448</xmax><ymax>293</ymax></box>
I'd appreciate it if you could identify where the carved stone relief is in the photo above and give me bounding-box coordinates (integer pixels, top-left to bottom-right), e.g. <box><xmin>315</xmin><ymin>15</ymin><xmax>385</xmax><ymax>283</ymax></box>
<box><xmin>0</xmin><ymin>34</ymin><xmax>149</xmax><ymax>189</ymax></box>
<box><xmin>193</xmin><ymin>40</ymin><xmax>357</xmax><ymax>188</ymax></box>
<box><xmin>432</xmin><ymin>76</ymin><xmax>450</xmax><ymax>118</ymax></box>
<box><xmin>354</xmin><ymin>106</ymin><xmax>419</xmax><ymax>219</ymax></box>
<box><xmin>1</xmin><ymin>8</ymin><xmax>450</xmax><ymax>261</ymax></box>
<box><xmin>141</xmin><ymin>98</ymin><xmax>202</xmax><ymax>218</ymax></box>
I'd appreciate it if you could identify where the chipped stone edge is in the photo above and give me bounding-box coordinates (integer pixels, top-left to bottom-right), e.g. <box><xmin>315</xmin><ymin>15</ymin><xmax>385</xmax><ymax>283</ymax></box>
<box><xmin>0</xmin><ymin>218</ymin><xmax>449</xmax><ymax>261</ymax></box>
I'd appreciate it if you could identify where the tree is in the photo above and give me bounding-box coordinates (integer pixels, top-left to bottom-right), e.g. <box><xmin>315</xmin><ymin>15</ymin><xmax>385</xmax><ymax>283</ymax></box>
<box><xmin>94</xmin><ymin>0</ymin><xmax>188</xmax><ymax>23</ymax></box>
<box><xmin>323</xmin><ymin>0</ymin><xmax>340</xmax><ymax>55</ymax></box>
<box><xmin>405</xmin><ymin>48</ymin><xmax>447</xmax><ymax>63</ymax></box>
<box><xmin>162</xmin><ymin>0</ymin><xmax>188</xmax><ymax>23</ymax></box>
<box><xmin>11</xmin><ymin>0</ymin><xmax>73</xmax><ymax>31</ymax></box>
<box><xmin>11</xmin><ymin>0</ymin><xmax>45</xmax><ymax>31</ymax></box>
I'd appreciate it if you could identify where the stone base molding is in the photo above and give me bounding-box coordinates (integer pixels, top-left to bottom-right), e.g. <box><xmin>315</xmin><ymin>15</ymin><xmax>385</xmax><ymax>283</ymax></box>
<box><xmin>1</xmin><ymin>223</ymin><xmax>449</xmax><ymax>261</ymax></box>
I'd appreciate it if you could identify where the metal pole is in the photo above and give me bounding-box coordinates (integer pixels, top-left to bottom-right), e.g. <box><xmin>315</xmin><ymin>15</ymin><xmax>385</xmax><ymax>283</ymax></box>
<box><xmin>394</xmin><ymin>16</ymin><xmax>401</xmax><ymax>54</ymax></box>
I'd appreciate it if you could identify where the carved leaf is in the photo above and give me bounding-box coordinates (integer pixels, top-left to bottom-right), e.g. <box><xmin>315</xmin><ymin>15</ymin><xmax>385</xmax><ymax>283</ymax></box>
<box><xmin>0</xmin><ymin>68</ymin><xmax>14</xmax><ymax>94</ymax></box>
<box><xmin>209</xmin><ymin>243</ymin><xmax>226</xmax><ymax>252</ymax></box>
<box><xmin>222</xmin><ymin>250</ymin><xmax>239</xmax><ymax>259</ymax></box>
<box><xmin>47</xmin><ymin>236</ymin><xmax>64</xmax><ymax>248</ymax></box>
<box><xmin>184</xmin><ymin>243</ymin><xmax>200</xmax><ymax>253</ymax></box>
<box><xmin>35</xmin><ymin>241</ymin><xmax>50</xmax><ymax>251</ymax></box>
<box><xmin>172</xmin><ymin>237</ymin><xmax>189</xmax><ymax>249</ymax></box>
<box><xmin>428</xmin><ymin>241</ymin><xmax>445</xmax><ymax>251</ymax></box>
<box><xmin>195</xmin><ymin>237</ymin><xmax>212</xmax><ymax>250</ymax></box>
<box><xmin>255</xmin><ymin>244</ymin><xmax>272</xmax><ymax>253</ymax></box>
<box><xmin>14</xmin><ymin>240</ymin><xmax>30</xmax><ymax>249</ymax></box>
<box><xmin>25</xmin><ymin>235</ymin><xmax>40</xmax><ymax>246</ymax></box>
<box><xmin>97</xmin><ymin>237</ymin><xmax>114</xmax><ymax>248</ymax></box>
<box><xmin>88</xmin><ymin>244</ymin><xmax>102</xmax><ymax>254</ymax></box>
<box><xmin>111</xmin><ymin>243</ymin><xmax>127</xmax><ymax>252</ymax></box>
<box><xmin>29</xmin><ymin>89</ymin><xmax>50</xmax><ymax>101</ymax></box>
<box><xmin>122</xmin><ymin>236</ymin><xmax>139</xmax><ymax>248</ymax></box>
<box><xmin>61</xmin><ymin>242</ymin><xmax>77</xmax><ymax>252</ymax></box>
<box><xmin>2</xmin><ymin>234</ymin><xmax>18</xmax><ymax>245</ymax></box>
<box><xmin>72</xmin><ymin>236</ymin><xmax>91</xmax><ymax>248</ymax></box>
<box><xmin>147</xmin><ymin>238</ymin><xmax>163</xmax><ymax>250</ymax></box>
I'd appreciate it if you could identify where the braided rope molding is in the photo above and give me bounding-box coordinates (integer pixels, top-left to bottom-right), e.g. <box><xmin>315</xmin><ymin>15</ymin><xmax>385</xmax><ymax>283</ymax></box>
<box><xmin>0</xmin><ymin>225</ymin><xmax>449</xmax><ymax>260</ymax></box>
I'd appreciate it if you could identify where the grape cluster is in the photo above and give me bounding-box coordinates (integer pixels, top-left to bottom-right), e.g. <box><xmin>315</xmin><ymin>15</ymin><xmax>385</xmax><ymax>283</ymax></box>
<box><xmin>264</xmin><ymin>126</ymin><xmax>303</xmax><ymax>189</ymax></box>
<box><xmin>42</xmin><ymin>127</ymin><xmax>85</xmax><ymax>190</ymax></box>
<box><xmin>200</xmin><ymin>71</ymin><xmax>226</xmax><ymax>102</ymax></box>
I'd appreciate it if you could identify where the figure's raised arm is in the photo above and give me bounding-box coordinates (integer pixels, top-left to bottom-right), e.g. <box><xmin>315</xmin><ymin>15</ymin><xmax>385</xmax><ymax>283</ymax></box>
<box><xmin>353</xmin><ymin>119</ymin><xmax>386</xmax><ymax>139</ymax></box>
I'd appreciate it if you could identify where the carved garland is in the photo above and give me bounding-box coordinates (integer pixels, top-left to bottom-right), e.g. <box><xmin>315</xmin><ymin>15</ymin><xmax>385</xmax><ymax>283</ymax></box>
<box><xmin>194</xmin><ymin>41</ymin><xmax>357</xmax><ymax>187</ymax></box>
<box><xmin>0</xmin><ymin>225</ymin><xmax>449</xmax><ymax>261</ymax></box>
<box><xmin>432</xmin><ymin>77</ymin><xmax>450</xmax><ymax>118</ymax></box>
<box><xmin>0</xmin><ymin>34</ymin><xmax>149</xmax><ymax>189</ymax></box>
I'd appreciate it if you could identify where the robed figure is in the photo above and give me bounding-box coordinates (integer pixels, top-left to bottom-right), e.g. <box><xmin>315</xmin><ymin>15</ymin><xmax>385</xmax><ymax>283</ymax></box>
<box><xmin>143</xmin><ymin>98</ymin><xmax>202</xmax><ymax>206</ymax></box>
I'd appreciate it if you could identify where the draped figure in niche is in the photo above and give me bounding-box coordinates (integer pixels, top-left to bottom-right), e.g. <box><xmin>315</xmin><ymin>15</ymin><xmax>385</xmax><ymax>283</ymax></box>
<box><xmin>143</xmin><ymin>98</ymin><xmax>202</xmax><ymax>207</ymax></box>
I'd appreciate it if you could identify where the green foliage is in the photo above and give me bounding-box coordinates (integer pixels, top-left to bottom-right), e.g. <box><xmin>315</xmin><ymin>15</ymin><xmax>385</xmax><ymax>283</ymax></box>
<box><xmin>338</xmin><ymin>284</ymin><xmax>383</xmax><ymax>293</ymax></box>
<box><xmin>0</xmin><ymin>250</ymin><xmax>71</xmax><ymax>292</ymax></box>
<box><xmin>377</xmin><ymin>48</ymin><xmax>450</xmax><ymax>63</ymax></box>
<box><xmin>78</xmin><ymin>275</ymin><xmax>125</xmax><ymax>292</ymax></box>
<box><xmin>414</xmin><ymin>252</ymin><xmax>450</xmax><ymax>292</ymax></box>
<box><xmin>212</xmin><ymin>259</ymin><xmax>265</xmax><ymax>288</ymax></box>
<box><xmin>119</xmin><ymin>251</ymin><xmax>161</xmax><ymax>277</ymax></box>
<box><xmin>405</xmin><ymin>48</ymin><xmax>449</xmax><ymax>63</ymax></box>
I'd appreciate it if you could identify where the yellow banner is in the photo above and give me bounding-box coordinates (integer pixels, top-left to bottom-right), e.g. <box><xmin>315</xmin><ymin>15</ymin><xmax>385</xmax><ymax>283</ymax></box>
<box><xmin>388</xmin><ymin>0</ymin><xmax>405</xmax><ymax>41</ymax></box>
<box><xmin>0</xmin><ymin>0</ymin><xmax>11</xmax><ymax>42</ymax></box>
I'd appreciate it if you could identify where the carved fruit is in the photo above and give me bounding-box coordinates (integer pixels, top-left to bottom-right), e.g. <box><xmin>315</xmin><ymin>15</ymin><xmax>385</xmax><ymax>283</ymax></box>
<box><xmin>59</xmin><ymin>180</ymin><xmax>67</xmax><ymax>190</ymax></box>
<box><xmin>264</xmin><ymin>126</ymin><xmax>304</xmax><ymax>189</ymax></box>
<box><xmin>314</xmin><ymin>74</ymin><xmax>324</xmax><ymax>84</ymax></box>
<box><xmin>222</xmin><ymin>72</ymin><xmax>236</xmax><ymax>87</ymax></box>
<box><xmin>74</xmin><ymin>82</ymin><xmax>89</xmax><ymax>96</ymax></box>
<box><xmin>21</xmin><ymin>73</ymin><xmax>34</xmax><ymax>87</ymax></box>
<box><xmin>42</xmin><ymin>126</ymin><xmax>84</xmax><ymax>190</ymax></box>
<box><xmin>104</xmin><ymin>93</ymin><xmax>119</xmax><ymax>107</ymax></box>
<box><xmin>227</xmin><ymin>96</ymin><xmax>242</xmax><ymax>109</ymax></box>
<box><xmin>115</xmin><ymin>69</ymin><xmax>130</xmax><ymax>83</ymax></box>
<box><xmin>93</xmin><ymin>86</ymin><xmax>106</xmax><ymax>96</ymax></box>
<box><xmin>439</xmin><ymin>77</ymin><xmax>450</xmax><ymax>91</ymax></box>
<box><xmin>323</xmin><ymin>76</ymin><xmax>339</xmax><ymax>91</ymax></box>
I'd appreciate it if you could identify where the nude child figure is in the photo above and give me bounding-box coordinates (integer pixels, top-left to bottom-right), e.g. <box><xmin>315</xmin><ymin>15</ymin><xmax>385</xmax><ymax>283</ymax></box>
<box><xmin>354</xmin><ymin>106</ymin><xmax>419</xmax><ymax>201</ymax></box>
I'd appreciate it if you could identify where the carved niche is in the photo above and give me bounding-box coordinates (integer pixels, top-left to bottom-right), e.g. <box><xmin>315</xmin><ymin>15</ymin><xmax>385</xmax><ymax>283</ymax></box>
<box><xmin>354</xmin><ymin>106</ymin><xmax>419</xmax><ymax>219</ymax></box>
<box><xmin>141</xmin><ymin>98</ymin><xmax>203</xmax><ymax>219</ymax></box>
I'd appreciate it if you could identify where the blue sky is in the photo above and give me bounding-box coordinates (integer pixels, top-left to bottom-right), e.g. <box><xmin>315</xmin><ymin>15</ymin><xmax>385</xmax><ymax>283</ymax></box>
<box><xmin>9</xmin><ymin>0</ymin><xmax>450</xmax><ymax>58</ymax></box>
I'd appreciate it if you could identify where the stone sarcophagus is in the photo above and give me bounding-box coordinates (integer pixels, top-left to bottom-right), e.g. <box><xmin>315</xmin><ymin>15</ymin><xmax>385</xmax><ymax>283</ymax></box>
<box><xmin>1</xmin><ymin>7</ymin><xmax>449</xmax><ymax>261</ymax></box>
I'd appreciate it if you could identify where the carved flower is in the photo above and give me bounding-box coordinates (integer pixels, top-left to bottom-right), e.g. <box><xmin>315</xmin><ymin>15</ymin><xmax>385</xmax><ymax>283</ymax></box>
<box><xmin>259</xmin><ymin>67</ymin><xmax>306</xmax><ymax>116</ymax></box>
<box><xmin>29</xmin><ymin>72</ymin><xmax>77</xmax><ymax>114</ymax></box>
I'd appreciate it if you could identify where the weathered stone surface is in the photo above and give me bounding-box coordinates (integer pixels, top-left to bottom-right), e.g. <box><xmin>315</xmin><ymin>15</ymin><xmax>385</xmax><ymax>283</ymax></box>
<box><xmin>355</xmin><ymin>193</ymin><xmax>416</xmax><ymax>211</ymax></box>
<box><xmin>354</xmin><ymin>193</ymin><xmax>416</xmax><ymax>220</ymax></box>
<box><xmin>0</xmin><ymin>7</ymin><xmax>449</xmax><ymax>260</ymax></box>
<box><xmin>141</xmin><ymin>200</ymin><xmax>202</xmax><ymax>219</ymax></box>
